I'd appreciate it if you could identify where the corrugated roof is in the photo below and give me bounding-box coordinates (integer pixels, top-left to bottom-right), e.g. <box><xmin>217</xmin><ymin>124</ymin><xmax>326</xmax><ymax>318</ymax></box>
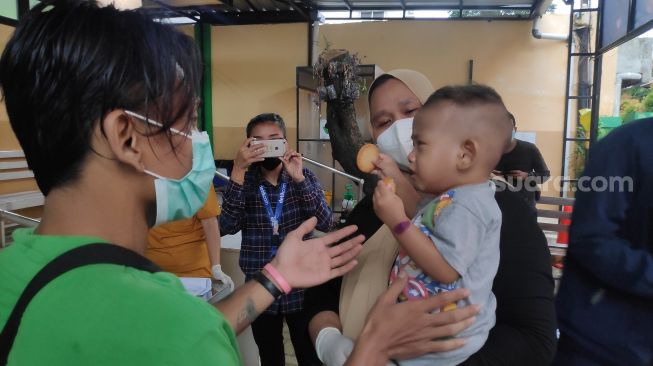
<box><xmin>143</xmin><ymin>0</ymin><xmax>545</xmax><ymax>25</ymax></box>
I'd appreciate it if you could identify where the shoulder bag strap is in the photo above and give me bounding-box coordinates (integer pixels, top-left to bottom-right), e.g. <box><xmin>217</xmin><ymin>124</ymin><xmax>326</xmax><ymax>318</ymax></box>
<box><xmin>0</xmin><ymin>243</ymin><xmax>160</xmax><ymax>365</ymax></box>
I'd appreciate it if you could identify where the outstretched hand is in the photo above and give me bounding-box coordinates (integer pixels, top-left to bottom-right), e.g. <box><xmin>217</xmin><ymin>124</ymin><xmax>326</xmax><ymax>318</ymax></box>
<box><xmin>271</xmin><ymin>217</ymin><xmax>364</xmax><ymax>289</ymax></box>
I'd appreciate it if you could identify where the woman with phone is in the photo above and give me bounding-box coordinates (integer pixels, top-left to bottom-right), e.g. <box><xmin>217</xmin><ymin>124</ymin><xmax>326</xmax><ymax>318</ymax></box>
<box><xmin>220</xmin><ymin>113</ymin><xmax>332</xmax><ymax>365</ymax></box>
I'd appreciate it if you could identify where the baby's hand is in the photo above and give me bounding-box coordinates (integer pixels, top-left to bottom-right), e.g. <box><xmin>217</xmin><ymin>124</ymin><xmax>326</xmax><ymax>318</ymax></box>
<box><xmin>372</xmin><ymin>153</ymin><xmax>402</xmax><ymax>181</ymax></box>
<box><xmin>373</xmin><ymin>180</ymin><xmax>407</xmax><ymax>227</ymax></box>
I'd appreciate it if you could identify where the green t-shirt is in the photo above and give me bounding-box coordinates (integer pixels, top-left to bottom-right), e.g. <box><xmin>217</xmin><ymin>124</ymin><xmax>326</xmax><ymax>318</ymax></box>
<box><xmin>0</xmin><ymin>228</ymin><xmax>242</xmax><ymax>365</ymax></box>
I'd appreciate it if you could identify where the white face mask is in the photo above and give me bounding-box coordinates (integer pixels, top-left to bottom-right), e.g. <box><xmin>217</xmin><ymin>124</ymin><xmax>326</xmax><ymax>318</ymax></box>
<box><xmin>376</xmin><ymin>117</ymin><xmax>414</xmax><ymax>170</ymax></box>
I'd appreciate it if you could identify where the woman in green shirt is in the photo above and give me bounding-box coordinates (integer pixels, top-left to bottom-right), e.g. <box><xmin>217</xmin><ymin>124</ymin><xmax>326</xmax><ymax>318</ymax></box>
<box><xmin>0</xmin><ymin>1</ymin><xmax>478</xmax><ymax>365</ymax></box>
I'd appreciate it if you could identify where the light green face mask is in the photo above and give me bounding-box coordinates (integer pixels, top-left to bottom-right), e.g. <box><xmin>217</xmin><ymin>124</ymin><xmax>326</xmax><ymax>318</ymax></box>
<box><xmin>125</xmin><ymin>110</ymin><xmax>216</xmax><ymax>226</ymax></box>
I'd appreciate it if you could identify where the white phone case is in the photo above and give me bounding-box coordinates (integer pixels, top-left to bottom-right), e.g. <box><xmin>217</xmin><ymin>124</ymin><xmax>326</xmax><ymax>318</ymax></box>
<box><xmin>251</xmin><ymin>139</ymin><xmax>287</xmax><ymax>158</ymax></box>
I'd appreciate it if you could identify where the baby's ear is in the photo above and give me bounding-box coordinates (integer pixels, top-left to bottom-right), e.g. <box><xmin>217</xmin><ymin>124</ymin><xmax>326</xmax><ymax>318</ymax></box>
<box><xmin>457</xmin><ymin>139</ymin><xmax>477</xmax><ymax>171</ymax></box>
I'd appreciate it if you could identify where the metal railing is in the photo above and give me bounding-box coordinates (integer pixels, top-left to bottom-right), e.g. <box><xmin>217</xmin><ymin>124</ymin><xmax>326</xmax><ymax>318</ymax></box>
<box><xmin>301</xmin><ymin>156</ymin><xmax>364</xmax><ymax>203</ymax></box>
<box><xmin>213</xmin><ymin>157</ymin><xmax>365</xmax><ymax>203</ymax></box>
<box><xmin>214</xmin><ymin>169</ymin><xmax>230</xmax><ymax>182</ymax></box>
<box><xmin>0</xmin><ymin>208</ymin><xmax>40</xmax><ymax>248</ymax></box>
<box><xmin>0</xmin><ymin>208</ymin><xmax>40</xmax><ymax>227</ymax></box>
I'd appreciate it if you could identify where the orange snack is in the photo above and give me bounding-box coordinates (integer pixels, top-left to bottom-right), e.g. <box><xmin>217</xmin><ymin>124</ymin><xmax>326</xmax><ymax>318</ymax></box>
<box><xmin>382</xmin><ymin>177</ymin><xmax>396</xmax><ymax>193</ymax></box>
<box><xmin>356</xmin><ymin>143</ymin><xmax>380</xmax><ymax>173</ymax></box>
<box><xmin>442</xmin><ymin>302</ymin><xmax>457</xmax><ymax>312</ymax></box>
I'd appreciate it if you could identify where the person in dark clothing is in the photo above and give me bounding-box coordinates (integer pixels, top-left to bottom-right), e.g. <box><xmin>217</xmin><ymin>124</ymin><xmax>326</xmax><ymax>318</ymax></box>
<box><xmin>554</xmin><ymin>118</ymin><xmax>653</xmax><ymax>366</ymax></box>
<box><xmin>306</xmin><ymin>70</ymin><xmax>557</xmax><ymax>366</ymax></box>
<box><xmin>463</xmin><ymin>179</ymin><xmax>557</xmax><ymax>365</ymax></box>
<box><xmin>494</xmin><ymin>113</ymin><xmax>550</xmax><ymax>211</ymax></box>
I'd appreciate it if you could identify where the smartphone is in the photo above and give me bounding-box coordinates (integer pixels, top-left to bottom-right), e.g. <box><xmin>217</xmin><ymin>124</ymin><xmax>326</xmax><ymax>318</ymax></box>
<box><xmin>251</xmin><ymin>139</ymin><xmax>287</xmax><ymax>158</ymax></box>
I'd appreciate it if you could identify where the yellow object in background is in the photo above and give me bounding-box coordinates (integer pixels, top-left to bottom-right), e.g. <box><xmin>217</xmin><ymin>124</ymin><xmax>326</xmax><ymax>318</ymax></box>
<box><xmin>443</xmin><ymin>302</ymin><xmax>457</xmax><ymax>312</ymax></box>
<box><xmin>323</xmin><ymin>190</ymin><xmax>333</xmax><ymax>206</ymax></box>
<box><xmin>579</xmin><ymin>108</ymin><xmax>591</xmax><ymax>133</ymax></box>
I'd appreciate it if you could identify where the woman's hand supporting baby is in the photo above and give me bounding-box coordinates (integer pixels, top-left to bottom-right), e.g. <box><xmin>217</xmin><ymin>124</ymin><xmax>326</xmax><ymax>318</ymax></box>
<box><xmin>345</xmin><ymin>274</ymin><xmax>479</xmax><ymax>365</ymax></box>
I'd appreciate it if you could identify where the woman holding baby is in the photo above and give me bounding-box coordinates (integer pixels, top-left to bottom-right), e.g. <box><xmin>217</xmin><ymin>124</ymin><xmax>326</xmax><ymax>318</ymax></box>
<box><xmin>306</xmin><ymin>70</ymin><xmax>557</xmax><ymax>366</ymax></box>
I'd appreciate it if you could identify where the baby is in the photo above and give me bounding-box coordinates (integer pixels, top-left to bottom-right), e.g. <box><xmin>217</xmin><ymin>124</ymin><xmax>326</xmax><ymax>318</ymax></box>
<box><xmin>373</xmin><ymin>84</ymin><xmax>513</xmax><ymax>366</ymax></box>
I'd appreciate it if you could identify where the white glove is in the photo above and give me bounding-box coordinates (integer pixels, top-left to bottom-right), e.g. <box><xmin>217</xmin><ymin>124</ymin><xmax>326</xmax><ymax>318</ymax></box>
<box><xmin>211</xmin><ymin>264</ymin><xmax>235</xmax><ymax>292</ymax></box>
<box><xmin>315</xmin><ymin>327</ymin><xmax>354</xmax><ymax>366</ymax></box>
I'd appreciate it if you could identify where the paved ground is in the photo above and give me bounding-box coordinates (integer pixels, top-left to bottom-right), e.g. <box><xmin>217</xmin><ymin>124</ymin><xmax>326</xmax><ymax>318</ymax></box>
<box><xmin>283</xmin><ymin>322</ymin><xmax>299</xmax><ymax>365</ymax></box>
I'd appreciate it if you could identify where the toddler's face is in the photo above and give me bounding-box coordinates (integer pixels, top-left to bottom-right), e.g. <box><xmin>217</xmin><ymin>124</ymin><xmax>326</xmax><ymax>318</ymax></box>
<box><xmin>407</xmin><ymin>105</ymin><xmax>461</xmax><ymax>195</ymax></box>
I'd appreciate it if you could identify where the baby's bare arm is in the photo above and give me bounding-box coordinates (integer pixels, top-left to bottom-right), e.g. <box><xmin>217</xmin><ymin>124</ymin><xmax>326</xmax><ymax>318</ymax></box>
<box><xmin>394</xmin><ymin>224</ymin><xmax>460</xmax><ymax>283</ymax></box>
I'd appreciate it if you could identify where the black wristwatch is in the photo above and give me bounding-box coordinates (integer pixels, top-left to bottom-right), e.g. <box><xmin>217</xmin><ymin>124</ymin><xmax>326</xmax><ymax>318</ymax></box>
<box><xmin>254</xmin><ymin>271</ymin><xmax>284</xmax><ymax>299</ymax></box>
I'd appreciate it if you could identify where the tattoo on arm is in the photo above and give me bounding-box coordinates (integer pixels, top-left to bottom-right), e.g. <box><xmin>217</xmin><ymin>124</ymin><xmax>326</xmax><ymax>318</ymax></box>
<box><xmin>236</xmin><ymin>298</ymin><xmax>259</xmax><ymax>328</ymax></box>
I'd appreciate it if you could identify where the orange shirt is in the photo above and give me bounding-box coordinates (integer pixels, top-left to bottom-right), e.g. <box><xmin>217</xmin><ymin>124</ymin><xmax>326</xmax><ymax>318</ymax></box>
<box><xmin>147</xmin><ymin>188</ymin><xmax>220</xmax><ymax>278</ymax></box>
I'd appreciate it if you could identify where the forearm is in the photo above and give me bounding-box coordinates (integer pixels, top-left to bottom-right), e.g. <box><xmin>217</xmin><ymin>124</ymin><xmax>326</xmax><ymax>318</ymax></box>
<box><xmin>396</xmin><ymin>224</ymin><xmax>459</xmax><ymax>284</ymax></box>
<box><xmin>230</xmin><ymin>166</ymin><xmax>246</xmax><ymax>185</ymax></box>
<box><xmin>532</xmin><ymin>148</ymin><xmax>550</xmax><ymax>184</ymax></box>
<box><xmin>297</xmin><ymin>175</ymin><xmax>332</xmax><ymax>231</ymax></box>
<box><xmin>202</xmin><ymin>217</ymin><xmax>221</xmax><ymax>266</ymax></box>
<box><xmin>313</xmin><ymin>200</ymin><xmax>333</xmax><ymax>232</ymax></box>
<box><xmin>219</xmin><ymin>181</ymin><xmax>246</xmax><ymax>234</ymax></box>
<box><xmin>309</xmin><ymin>195</ymin><xmax>332</xmax><ymax>232</ymax></box>
<box><xmin>309</xmin><ymin>311</ymin><xmax>343</xmax><ymax>344</ymax></box>
<box><xmin>214</xmin><ymin>276</ymin><xmax>276</xmax><ymax>334</ymax></box>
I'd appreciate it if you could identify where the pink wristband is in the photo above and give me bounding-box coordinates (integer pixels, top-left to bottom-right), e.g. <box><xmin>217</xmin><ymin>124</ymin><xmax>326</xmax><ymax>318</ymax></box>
<box><xmin>263</xmin><ymin>263</ymin><xmax>292</xmax><ymax>294</ymax></box>
<box><xmin>393</xmin><ymin>220</ymin><xmax>411</xmax><ymax>235</ymax></box>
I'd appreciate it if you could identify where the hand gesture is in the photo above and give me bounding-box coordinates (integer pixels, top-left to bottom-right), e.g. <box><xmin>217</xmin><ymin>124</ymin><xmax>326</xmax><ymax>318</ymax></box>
<box><xmin>234</xmin><ymin>137</ymin><xmax>265</xmax><ymax>171</ymax></box>
<box><xmin>211</xmin><ymin>264</ymin><xmax>235</xmax><ymax>293</ymax></box>
<box><xmin>358</xmin><ymin>275</ymin><xmax>479</xmax><ymax>361</ymax></box>
<box><xmin>281</xmin><ymin>148</ymin><xmax>304</xmax><ymax>183</ymax></box>
<box><xmin>373</xmin><ymin>180</ymin><xmax>407</xmax><ymax>227</ymax></box>
<box><xmin>270</xmin><ymin>217</ymin><xmax>364</xmax><ymax>289</ymax></box>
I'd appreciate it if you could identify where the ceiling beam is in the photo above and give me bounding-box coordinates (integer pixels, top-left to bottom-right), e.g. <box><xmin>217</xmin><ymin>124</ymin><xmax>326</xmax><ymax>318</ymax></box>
<box><xmin>271</xmin><ymin>0</ymin><xmax>311</xmax><ymax>20</ymax></box>
<box><xmin>201</xmin><ymin>9</ymin><xmax>309</xmax><ymax>24</ymax></box>
<box><xmin>242</xmin><ymin>0</ymin><xmax>259</xmax><ymax>11</ymax></box>
<box><xmin>301</xmin><ymin>0</ymin><xmax>315</xmax><ymax>9</ymax></box>
<box><xmin>315</xmin><ymin>5</ymin><xmax>534</xmax><ymax>12</ymax></box>
<box><xmin>148</xmin><ymin>0</ymin><xmax>201</xmax><ymax>21</ymax></box>
<box><xmin>531</xmin><ymin>0</ymin><xmax>554</xmax><ymax>18</ymax></box>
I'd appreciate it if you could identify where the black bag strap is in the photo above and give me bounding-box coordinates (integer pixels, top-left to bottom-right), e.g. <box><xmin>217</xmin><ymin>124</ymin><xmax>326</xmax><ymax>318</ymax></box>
<box><xmin>0</xmin><ymin>243</ymin><xmax>161</xmax><ymax>365</ymax></box>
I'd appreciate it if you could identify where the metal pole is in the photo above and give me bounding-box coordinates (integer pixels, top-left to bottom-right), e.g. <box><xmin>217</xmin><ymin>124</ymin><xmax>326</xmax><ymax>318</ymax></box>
<box><xmin>212</xmin><ymin>159</ymin><xmax>365</xmax><ymax>199</ymax></box>
<box><xmin>301</xmin><ymin>156</ymin><xmax>364</xmax><ymax>185</ymax></box>
<box><xmin>214</xmin><ymin>169</ymin><xmax>230</xmax><ymax>182</ymax></box>
<box><xmin>560</xmin><ymin>0</ymin><xmax>575</xmax><ymax>197</ymax></box>
<box><xmin>0</xmin><ymin>209</ymin><xmax>40</xmax><ymax>227</ymax></box>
